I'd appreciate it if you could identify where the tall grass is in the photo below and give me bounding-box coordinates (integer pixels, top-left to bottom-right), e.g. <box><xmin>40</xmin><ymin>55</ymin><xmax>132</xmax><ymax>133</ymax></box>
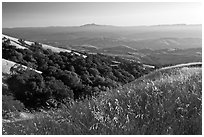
<box><xmin>2</xmin><ymin>67</ymin><xmax>202</xmax><ymax>135</ymax></box>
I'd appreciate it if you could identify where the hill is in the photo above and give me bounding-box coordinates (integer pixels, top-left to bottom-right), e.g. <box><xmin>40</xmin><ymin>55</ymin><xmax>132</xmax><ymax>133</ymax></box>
<box><xmin>2</xmin><ymin>63</ymin><xmax>202</xmax><ymax>135</ymax></box>
<box><xmin>123</xmin><ymin>62</ymin><xmax>202</xmax><ymax>88</ymax></box>
<box><xmin>2</xmin><ymin>34</ymin><xmax>153</xmax><ymax>108</ymax></box>
<box><xmin>2</xmin><ymin>34</ymin><xmax>72</xmax><ymax>53</ymax></box>
<box><xmin>76</xmin><ymin>45</ymin><xmax>201</xmax><ymax>66</ymax></box>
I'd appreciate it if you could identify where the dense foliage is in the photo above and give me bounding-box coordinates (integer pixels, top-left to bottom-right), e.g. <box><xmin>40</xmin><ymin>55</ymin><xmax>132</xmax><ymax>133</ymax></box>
<box><xmin>2</xmin><ymin>39</ymin><xmax>152</xmax><ymax>109</ymax></box>
<box><xmin>3</xmin><ymin>67</ymin><xmax>202</xmax><ymax>135</ymax></box>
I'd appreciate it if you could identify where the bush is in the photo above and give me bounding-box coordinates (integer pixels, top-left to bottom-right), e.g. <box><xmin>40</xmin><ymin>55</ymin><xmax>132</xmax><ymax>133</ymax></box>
<box><xmin>45</xmin><ymin>77</ymin><xmax>74</xmax><ymax>102</ymax></box>
<box><xmin>7</xmin><ymin>69</ymin><xmax>47</xmax><ymax>108</ymax></box>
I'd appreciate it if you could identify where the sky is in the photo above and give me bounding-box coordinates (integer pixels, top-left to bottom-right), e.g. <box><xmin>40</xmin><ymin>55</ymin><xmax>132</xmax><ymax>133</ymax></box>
<box><xmin>2</xmin><ymin>2</ymin><xmax>202</xmax><ymax>28</ymax></box>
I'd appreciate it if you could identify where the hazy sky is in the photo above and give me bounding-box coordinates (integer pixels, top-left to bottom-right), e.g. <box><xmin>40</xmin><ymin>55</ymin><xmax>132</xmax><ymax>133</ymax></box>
<box><xmin>2</xmin><ymin>2</ymin><xmax>202</xmax><ymax>28</ymax></box>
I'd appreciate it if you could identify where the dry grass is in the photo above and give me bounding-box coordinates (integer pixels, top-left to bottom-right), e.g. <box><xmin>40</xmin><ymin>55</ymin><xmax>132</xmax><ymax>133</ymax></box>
<box><xmin>2</xmin><ymin>67</ymin><xmax>202</xmax><ymax>135</ymax></box>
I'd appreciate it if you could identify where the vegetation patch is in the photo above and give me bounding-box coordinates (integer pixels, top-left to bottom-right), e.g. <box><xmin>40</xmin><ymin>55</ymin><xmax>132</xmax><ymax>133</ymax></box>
<box><xmin>3</xmin><ymin>67</ymin><xmax>202</xmax><ymax>135</ymax></box>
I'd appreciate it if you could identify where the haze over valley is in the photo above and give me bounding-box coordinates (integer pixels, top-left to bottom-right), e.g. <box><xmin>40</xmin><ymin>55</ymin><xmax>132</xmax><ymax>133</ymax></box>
<box><xmin>2</xmin><ymin>2</ymin><xmax>202</xmax><ymax>135</ymax></box>
<box><xmin>3</xmin><ymin>24</ymin><xmax>202</xmax><ymax>66</ymax></box>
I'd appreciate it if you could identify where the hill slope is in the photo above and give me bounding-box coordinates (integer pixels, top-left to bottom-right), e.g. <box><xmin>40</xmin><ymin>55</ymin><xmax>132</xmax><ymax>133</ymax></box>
<box><xmin>2</xmin><ymin>64</ymin><xmax>202</xmax><ymax>135</ymax></box>
<box><xmin>2</xmin><ymin>33</ymin><xmax>154</xmax><ymax>109</ymax></box>
<box><xmin>2</xmin><ymin>59</ymin><xmax>42</xmax><ymax>74</ymax></box>
<box><xmin>2</xmin><ymin>34</ymin><xmax>72</xmax><ymax>53</ymax></box>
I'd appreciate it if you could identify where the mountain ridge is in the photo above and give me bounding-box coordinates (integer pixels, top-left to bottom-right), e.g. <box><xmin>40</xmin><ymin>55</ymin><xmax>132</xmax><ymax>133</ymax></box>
<box><xmin>3</xmin><ymin>23</ymin><xmax>201</xmax><ymax>29</ymax></box>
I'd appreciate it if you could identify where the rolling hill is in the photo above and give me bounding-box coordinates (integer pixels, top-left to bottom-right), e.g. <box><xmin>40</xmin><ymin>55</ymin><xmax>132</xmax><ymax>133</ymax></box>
<box><xmin>2</xmin><ymin>34</ymin><xmax>87</xmax><ymax>58</ymax></box>
<box><xmin>80</xmin><ymin>45</ymin><xmax>201</xmax><ymax>66</ymax></box>
<box><xmin>2</xmin><ymin>63</ymin><xmax>202</xmax><ymax>135</ymax></box>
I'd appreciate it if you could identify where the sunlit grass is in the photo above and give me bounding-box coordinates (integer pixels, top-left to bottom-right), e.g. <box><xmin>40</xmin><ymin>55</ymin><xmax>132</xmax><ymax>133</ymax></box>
<box><xmin>3</xmin><ymin>67</ymin><xmax>202</xmax><ymax>135</ymax></box>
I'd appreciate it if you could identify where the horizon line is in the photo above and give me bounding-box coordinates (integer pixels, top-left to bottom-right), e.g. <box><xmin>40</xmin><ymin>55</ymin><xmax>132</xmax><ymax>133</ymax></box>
<box><xmin>2</xmin><ymin>23</ymin><xmax>202</xmax><ymax>29</ymax></box>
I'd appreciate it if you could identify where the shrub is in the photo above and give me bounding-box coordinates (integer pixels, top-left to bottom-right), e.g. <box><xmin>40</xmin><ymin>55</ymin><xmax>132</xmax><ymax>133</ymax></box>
<box><xmin>7</xmin><ymin>69</ymin><xmax>47</xmax><ymax>108</ymax></box>
<box><xmin>45</xmin><ymin>77</ymin><xmax>74</xmax><ymax>102</ymax></box>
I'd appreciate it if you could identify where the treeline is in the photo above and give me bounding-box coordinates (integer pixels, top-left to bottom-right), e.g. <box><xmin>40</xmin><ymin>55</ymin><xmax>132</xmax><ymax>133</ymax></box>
<box><xmin>2</xmin><ymin>39</ymin><xmax>153</xmax><ymax>109</ymax></box>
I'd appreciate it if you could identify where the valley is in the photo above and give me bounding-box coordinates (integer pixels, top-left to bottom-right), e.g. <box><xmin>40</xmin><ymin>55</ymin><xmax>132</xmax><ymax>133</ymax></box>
<box><xmin>2</xmin><ymin>2</ymin><xmax>202</xmax><ymax>135</ymax></box>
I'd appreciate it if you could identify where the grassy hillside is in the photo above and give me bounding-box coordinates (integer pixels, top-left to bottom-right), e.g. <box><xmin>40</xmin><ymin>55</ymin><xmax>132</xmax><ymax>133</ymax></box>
<box><xmin>2</xmin><ymin>59</ymin><xmax>42</xmax><ymax>74</ymax></box>
<box><xmin>3</xmin><ymin>65</ymin><xmax>202</xmax><ymax>135</ymax></box>
<box><xmin>2</xmin><ymin>34</ymin><xmax>72</xmax><ymax>53</ymax></box>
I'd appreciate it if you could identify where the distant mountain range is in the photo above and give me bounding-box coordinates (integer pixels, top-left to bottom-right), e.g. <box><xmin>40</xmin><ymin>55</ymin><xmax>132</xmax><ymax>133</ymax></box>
<box><xmin>3</xmin><ymin>24</ymin><xmax>201</xmax><ymax>50</ymax></box>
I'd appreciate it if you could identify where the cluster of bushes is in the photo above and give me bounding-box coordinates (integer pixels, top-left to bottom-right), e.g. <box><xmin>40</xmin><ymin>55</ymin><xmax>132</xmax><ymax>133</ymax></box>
<box><xmin>2</xmin><ymin>39</ymin><xmax>153</xmax><ymax>109</ymax></box>
<box><xmin>3</xmin><ymin>67</ymin><xmax>202</xmax><ymax>135</ymax></box>
<box><xmin>2</xmin><ymin>82</ymin><xmax>25</xmax><ymax>118</ymax></box>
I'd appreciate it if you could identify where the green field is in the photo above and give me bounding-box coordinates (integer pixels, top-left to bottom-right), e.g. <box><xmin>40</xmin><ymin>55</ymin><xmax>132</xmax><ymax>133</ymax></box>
<box><xmin>2</xmin><ymin>66</ymin><xmax>202</xmax><ymax>135</ymax></box>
